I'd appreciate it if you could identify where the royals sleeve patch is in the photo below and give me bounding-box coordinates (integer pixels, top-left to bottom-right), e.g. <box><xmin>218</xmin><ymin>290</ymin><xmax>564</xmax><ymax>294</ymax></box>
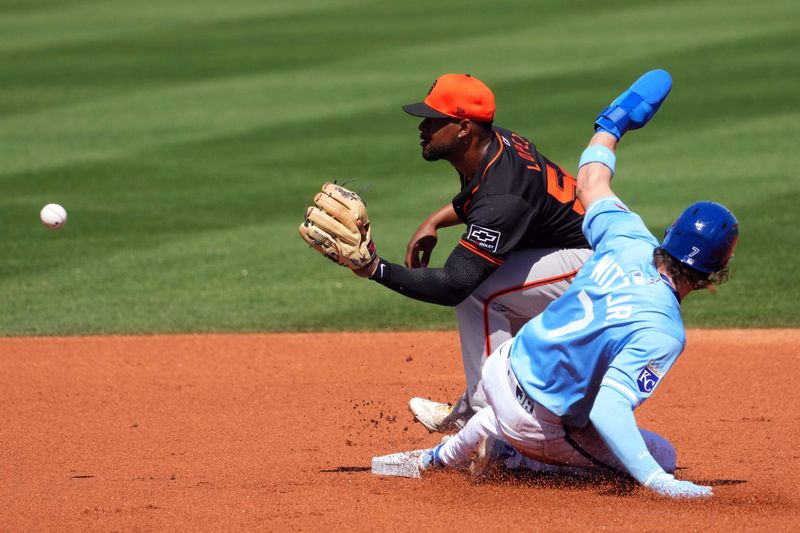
<box><xmin>467</xmin><ymin>224</ymin><xmax>502</xmax><ymax>253</ymax></box>
<box><xmin>636</xmin><ymin>365</ymin><xmax>663</xmax><ymax>394</ymax></box>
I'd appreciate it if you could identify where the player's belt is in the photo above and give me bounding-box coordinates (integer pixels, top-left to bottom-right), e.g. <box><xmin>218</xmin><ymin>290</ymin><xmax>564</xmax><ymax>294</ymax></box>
<box><xmin>506</xmin><ymin>364</ymin><xmax>535</xmax><ymax>415</ymax></box>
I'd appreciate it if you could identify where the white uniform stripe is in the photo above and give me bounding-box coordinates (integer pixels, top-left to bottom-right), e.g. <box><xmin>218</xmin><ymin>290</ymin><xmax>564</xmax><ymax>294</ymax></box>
<box><xmin>547</xmin><ymin>289</ymin><xmax>594</xmax><ymax>339</ymax></box>
<box><xmin>601</xmin><ymin>378</ymin><xmax>639</xmax><ymax>407</ymax></box>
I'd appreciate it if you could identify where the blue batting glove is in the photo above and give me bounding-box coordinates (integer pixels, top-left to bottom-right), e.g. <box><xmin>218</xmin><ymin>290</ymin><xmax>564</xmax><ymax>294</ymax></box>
<box><xmin>645</xmin><ymin>472</ymin><xmax>713</xmax><ymax>499</ymax></box>
<box><xmin>595</xmin><ymin>69</ymin><xmax>672</xmax><ymax>139</ymax></box>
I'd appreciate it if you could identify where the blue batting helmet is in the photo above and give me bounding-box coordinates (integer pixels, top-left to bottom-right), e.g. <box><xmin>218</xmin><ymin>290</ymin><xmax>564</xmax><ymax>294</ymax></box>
<box><xmin>662</xmin><ymin>201</ymin><xmax>739</xmax><ymax>274</ymax></box>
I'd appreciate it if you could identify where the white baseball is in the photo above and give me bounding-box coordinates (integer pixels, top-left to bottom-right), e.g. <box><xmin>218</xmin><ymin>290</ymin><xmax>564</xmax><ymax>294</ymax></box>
<box><xmin>40</xmin><ymin>203</ymin><xmax>68</xmax><ymax>229</ymax></box>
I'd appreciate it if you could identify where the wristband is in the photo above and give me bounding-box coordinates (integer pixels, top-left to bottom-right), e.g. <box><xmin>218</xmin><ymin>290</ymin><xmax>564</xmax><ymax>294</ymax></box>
<box><xmin>579</xmin><ymin>145</ymin><xmax>616</xmax><ymax>176</ymax></box>
<box><xmin>643</xmin><ymin>469</ymin><xmax>669</xmax><ymax>486</ymax></box>
<box><xmin>369</xmin><ymin>258</ymin><xmax>389</xmax><ymax>281</ymax></box>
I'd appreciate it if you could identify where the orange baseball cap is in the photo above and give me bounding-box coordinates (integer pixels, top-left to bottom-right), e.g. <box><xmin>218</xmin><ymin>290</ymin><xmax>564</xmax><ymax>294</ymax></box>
<box><xmin>402</xmin><ymin>74</ymin><xmax>495</xmax><ymax>122</ymax></box>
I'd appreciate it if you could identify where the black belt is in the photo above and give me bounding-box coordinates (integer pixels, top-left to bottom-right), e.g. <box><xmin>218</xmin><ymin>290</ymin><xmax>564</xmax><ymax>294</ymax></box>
<box><xmin>506</xmin><ymin>365</ymin><xmax>535</xmax><ymax>415</ymax></box>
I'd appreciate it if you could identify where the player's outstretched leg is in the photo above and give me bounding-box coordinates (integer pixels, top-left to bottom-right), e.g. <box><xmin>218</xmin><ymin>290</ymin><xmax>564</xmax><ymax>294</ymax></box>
<box><xmin>595</xmin><ymin>69</ymin><xmax>672</xmax><ymax>139</ymax></box>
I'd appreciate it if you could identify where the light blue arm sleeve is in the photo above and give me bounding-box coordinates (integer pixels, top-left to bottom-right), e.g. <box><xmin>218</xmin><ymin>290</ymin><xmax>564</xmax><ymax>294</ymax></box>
<box><xmin>589</xmin><ymin>385</ymin><xmax>664</xmax><ymax>484</ymax></box>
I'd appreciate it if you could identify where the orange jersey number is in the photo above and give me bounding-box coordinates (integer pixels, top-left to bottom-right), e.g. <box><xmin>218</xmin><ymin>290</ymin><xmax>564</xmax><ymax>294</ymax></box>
<box><xmin>545</xmin><ymin>164</ymin><xmax>585</xmax><ymax>215</ymax></box>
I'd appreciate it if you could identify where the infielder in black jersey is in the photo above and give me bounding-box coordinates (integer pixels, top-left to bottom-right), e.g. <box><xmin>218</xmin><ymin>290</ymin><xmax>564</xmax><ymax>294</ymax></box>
<box><xmin>354</xmin><ymin>74</ymin><xmax>592</xmax><ymax>432</ymax></box>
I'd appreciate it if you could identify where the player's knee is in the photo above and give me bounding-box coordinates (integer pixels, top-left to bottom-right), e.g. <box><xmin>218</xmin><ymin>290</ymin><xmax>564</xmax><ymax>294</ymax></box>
<box><xmin>640</xmin><ymin>429</ymin><xmax>676</xmax><ymax>473</ymax></box>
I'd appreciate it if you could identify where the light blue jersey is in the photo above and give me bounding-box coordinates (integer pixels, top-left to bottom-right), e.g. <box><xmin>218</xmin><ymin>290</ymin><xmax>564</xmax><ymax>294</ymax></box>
<box><xmin>510</xmin><ymin>197</ymin><xmax>685</xmax><ymax>428</ymax></box>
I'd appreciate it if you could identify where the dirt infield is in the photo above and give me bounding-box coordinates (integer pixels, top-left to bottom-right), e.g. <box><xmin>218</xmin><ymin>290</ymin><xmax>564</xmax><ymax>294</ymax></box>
<box><xmin>1</xmin><ymin>330</ymin><xmax>798</xmax><ymax>531</ymax></box>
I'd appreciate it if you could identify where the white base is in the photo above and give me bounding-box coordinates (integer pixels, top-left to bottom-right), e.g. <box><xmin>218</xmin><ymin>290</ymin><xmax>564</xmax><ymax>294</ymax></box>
<box><xmin>371</xmin><ymin>449</ymin><xmax>427</xmax><ymax>478</ymax></box>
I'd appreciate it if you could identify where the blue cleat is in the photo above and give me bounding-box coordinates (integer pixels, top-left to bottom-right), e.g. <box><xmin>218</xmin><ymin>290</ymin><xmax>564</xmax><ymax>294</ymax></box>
<box><xmin>595</xmin><ymin>69</ymin><xmax>672</xmax><ymax>139</ymax></box>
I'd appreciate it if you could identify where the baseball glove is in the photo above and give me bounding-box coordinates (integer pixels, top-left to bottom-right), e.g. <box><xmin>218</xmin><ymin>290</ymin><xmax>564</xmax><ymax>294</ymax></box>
<box><xmin>299</xmin><ymin>182</ymin><xmax>377</xmax><ymax>270</ymax></box>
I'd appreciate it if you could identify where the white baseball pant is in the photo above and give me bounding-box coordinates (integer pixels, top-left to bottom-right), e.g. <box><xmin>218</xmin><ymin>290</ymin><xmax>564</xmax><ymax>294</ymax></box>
<box><xmin>438</xmin><ymin>339</ymin><xmax>676</xmax><ymax>475</ymax></box>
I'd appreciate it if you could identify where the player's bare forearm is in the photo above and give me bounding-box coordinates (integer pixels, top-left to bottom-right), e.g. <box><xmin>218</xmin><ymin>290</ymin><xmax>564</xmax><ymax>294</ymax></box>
<box><xmin>427</xmin><ymin>203</ymin><xmax>461</xmax><ymax>228</ymax></box>
<box><xmin>576</xmin><ymin>132</ymin><xmax>618</xmax><ymax>210</ymax></box>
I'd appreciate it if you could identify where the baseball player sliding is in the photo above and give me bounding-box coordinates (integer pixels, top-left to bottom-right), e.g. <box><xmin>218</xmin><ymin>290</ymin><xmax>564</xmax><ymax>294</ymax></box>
<box><xmin>415</xmin><ymin>69</ymin><xmax>739</xmax><ymax>499</ymax></box>
<box><xmin>301</xmin><ymin>73</ymin><xmax>592</xmax><ymax>433</ymax></box>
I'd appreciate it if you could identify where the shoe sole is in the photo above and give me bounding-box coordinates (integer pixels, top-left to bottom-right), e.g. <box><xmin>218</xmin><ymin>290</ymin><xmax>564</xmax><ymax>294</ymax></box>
<box><xmin>408</xmin><ymin>398</ymin><xmax>456</xmax><ymax>433</ymax></box>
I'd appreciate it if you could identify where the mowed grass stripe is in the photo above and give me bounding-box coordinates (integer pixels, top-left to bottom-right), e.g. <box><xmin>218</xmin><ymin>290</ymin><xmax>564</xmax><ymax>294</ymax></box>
<box><xmin>0</xmin><ymin>0</ymin><xmax>367</xmax><ymax>53</ymax></box>
<box><xmin>2</xmin><ymin>0</ymin><xmax>795</xmax><ymax>174</ymax></box>
<box><xmin>0</xmin><ymin>0</ymin><xmax>535</xmax><ymax>118</ymax></box>
<box><xmin>0</xmin><ymin>218</ymin><xmax>457</xmax><ymax>334</ymax></box>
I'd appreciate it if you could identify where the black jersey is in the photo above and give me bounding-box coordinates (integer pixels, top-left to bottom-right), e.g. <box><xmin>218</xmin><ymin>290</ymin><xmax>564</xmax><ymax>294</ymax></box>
<box><xmin>452</xmin><ymin>127</ymin><xmax>589</xmax><ymax>266</ymax></box>
<box><xmin>371</xmin><ymin>126</ymin><xmax>589</xmax><ymax>307</ymax></box>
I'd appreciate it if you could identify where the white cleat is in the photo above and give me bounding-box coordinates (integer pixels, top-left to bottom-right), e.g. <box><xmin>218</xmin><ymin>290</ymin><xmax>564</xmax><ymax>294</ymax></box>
<box><xmin>408</xmin><ymin>397</ymin><xmax>457</xmax><ymax>433</ymax></box>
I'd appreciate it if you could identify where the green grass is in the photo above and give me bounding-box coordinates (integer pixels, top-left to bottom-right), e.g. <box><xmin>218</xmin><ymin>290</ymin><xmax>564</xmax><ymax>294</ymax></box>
<box><xmin>1</xmin><ymin>0</ymin><xmax>798</xmax><ymax>334</ymax></box>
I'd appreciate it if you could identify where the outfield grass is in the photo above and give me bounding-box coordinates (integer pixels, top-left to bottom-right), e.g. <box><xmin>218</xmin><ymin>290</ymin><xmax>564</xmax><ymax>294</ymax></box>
<box><xmin>1</xmin><ymin>0</ymin><xmax>798</xmax><ymax>334</ymax></box>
